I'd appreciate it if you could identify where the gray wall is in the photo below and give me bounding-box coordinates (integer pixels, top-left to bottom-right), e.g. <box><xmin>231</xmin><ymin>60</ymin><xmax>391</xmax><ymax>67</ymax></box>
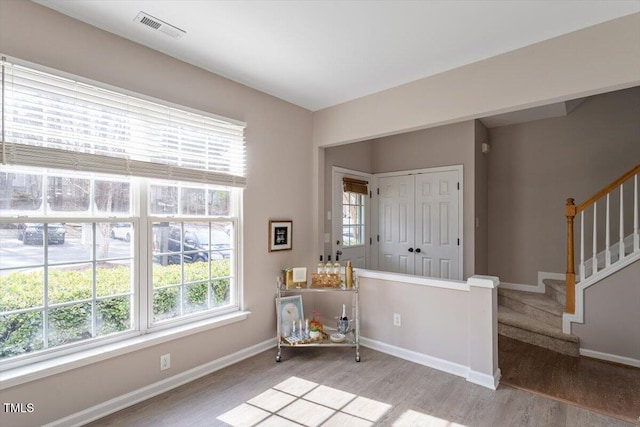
<box><xmin>0</xmin><ymin>2</ymin><xmax>313</xmax><ymax>426</ymax></box>
<box><xmin>487</xmin><ymin>87</ymin><xmax>640</xmax><ymax>285</ymax></box>
<box><xmin>360</xmin><ymin>278</ymin><xmax>469</xmax><ymax>365</ymax></box>
<box><xmin>572</xmin><ymin>261</ymin><xmax>640</xmax><ymax>361</ymax></box>
<box><xmin>474</xmin><ymin>121</ymin><xmax>489</xmax><ymax>275</ymax></box>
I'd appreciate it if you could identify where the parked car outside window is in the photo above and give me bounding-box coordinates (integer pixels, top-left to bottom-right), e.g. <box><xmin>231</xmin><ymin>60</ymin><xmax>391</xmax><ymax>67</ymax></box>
<box><xmin>152</xmin><ymin>224</ymin><xmax>230</xmax><ymax>265</ymax></box>
<box><xmin>188</xmin><ymin>228</ymin><xmax>231</xmax><ymax>259</ymax></box>
<box><xmin>110</xmin><ymin>223</ymin><xmax>132</xmax><ymax>242</ymax></box>
<box><xmin>18</xmin><ymin>223</ymin><xmax>66</xmax><ymax>245</ymax></box>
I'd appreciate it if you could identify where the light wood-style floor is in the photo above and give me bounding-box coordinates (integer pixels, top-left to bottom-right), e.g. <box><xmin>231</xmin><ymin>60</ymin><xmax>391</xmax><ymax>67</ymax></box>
<box><xmin>88</xmin><ymin>346</ymin><xmax>635</xmax><ymax>427</ymax></box>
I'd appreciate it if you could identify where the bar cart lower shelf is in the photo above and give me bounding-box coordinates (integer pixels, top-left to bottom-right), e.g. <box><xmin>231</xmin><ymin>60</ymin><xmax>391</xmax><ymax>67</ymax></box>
<box><xmin>275</xmin><ymin>277</ymin><xmax>360</xmax><ymax>363</ymax></box>
<box><xmin>275</xmin><ymin>336</ymin><xmax>361</xmax><ymax>362</ymax></box>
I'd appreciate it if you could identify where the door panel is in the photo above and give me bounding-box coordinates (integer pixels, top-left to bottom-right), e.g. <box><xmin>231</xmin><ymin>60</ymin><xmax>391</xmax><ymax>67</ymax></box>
<box><xmin>421</xmin><ymin>257</ymin><xmax>433</xmax><ymax>277</ymax></box>
<box><xmin>378</xmin><ymin>175</ymin><xmax>414</xmax><ymax>274</ymax></box>
<box><xmin>399</xmin><ymin>255</ymin><xmax>410</xmax><ymax>273</ymax></box>
<box><xmin>421</xmin><ymin>203</ymin><xmax>432</xmax><ymax>244</ymax></box>
<box><xmin>440</xmin><ymin>202</ymin><xmax>450</xmax><ymax>245</ymax></box>
<box><xmin>415</xmin><ymin>171</ymin><xmax>459</xmax><ymax>279</ymax></box>
<box><xmin>440</xmin><ymin>259</ymin><xmax>452</xmax><ymax>279</ymax></box>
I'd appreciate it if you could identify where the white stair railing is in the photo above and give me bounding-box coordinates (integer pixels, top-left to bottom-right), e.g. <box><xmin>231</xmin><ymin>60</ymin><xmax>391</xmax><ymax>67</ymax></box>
<box><xmin>565</xmin><ymin>163</ymin><xmax>640</xmax><ymax>314</ymax></box>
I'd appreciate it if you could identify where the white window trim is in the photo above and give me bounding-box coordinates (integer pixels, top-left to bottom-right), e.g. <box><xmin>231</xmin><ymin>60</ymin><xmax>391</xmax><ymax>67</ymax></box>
<box><xmin>0</xmin><ymin>310</ymin><xmax>250</xmax><ymax>390</ymax></box>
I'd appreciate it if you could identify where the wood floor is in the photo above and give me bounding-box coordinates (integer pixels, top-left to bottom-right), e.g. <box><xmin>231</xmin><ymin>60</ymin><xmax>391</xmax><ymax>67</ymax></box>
<box><xmin>499</xmin><ymin>336</ymin><xmax>640</xmax><ymax>425</ymax></box>
<box><xmin>88</xmin><ymin>345</ymin><xmax>636</xmax><ymax>427</ymax></box>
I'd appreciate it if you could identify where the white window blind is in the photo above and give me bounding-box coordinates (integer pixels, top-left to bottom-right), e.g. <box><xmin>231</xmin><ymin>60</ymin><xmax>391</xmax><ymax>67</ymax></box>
<box><xmin>1</xmin><ymin>59</ymin><xmax>246</xmax><ymax>186</ymax></box>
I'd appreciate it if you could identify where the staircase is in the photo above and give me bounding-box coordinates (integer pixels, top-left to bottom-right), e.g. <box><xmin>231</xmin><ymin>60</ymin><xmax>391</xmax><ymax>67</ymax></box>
<box><xmin>499</xmin><ymin>163</ymin><xmax>639</xmax><ymax>357</ymax></box>
<box><xmin>498</xmin><ymin>279</ymin><xmax>580</xmax><ymax>356</ymax></box>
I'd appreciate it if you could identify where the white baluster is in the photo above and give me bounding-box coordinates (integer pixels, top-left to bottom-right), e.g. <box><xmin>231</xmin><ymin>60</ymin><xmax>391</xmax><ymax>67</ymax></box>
<box><xmin>635</xmin><ymin>174</ymin><xmax>639</xmax><ymax>253</ymax></box>
<box><xmin>605</xmin><ymin>193</ymin><xmax>611</xmax><ymax>267</ymax></box>
<box><xmin>592</xmin><ymin>203</ymin><xmax>598</xmax><ymax>275</ymax></box>
<box><xmin>579</xmin><ymin>211</ymin><xmax>585</xmax><ymax>281</ymax></box>
<box><xmin>619</xmin><ymin>183</ymin><xmax>625</xmax><ymax>261</ymax></box>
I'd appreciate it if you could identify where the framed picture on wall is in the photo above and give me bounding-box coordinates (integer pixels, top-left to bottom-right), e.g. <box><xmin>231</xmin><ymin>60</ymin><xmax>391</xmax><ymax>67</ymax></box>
<box><xmin>269</xmin><ymin>220</ymin><xmax>292</xmax><ymax>252</ymax></box>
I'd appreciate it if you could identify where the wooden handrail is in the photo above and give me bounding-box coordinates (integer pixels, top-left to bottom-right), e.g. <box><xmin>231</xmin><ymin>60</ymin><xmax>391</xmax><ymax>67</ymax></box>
<box><xmin>565</xmin><ymin>162</ymin><xmax>640</xmax><ymax>314</ymax></box>
<box><xmin>576</xmin><ymin>163</ymin><xmax>640</xmax><ymax>213</ymax></box>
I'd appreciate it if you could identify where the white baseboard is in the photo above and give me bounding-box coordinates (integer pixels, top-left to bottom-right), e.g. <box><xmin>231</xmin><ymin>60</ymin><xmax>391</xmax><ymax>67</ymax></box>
<box><xmin>44</xmin><ymin>339</ymin><xmax>275</xmax><ymax>427</ymax></box>
<box><xmin>360</xmin><ymin>337</ymin><xmax>468</xmax><ymax>378</ymax></box>
<box><xmin>538</xmin><ymin>271</ymin><xmax>565</xmax><ymax>286</ymax></box>
<box><xmin>499</xmin><ymin>282</ymin><xmax>544</xmax><ymax>293</ymax></box>
<box><xmin>498</xmin><ymin>272</ymin><xmax>565</xmax><ymax>294</ymax></box>
<box><xmin>467</xmin><ymin>368</ymin><xmax>501</xmax><ymax>390</ymax></box>
<box><xmin>360</xmin><ymin>336</ymin><xmax>498</xmax><ymax>390</ymax></box>
<box><xmin>580</xmin><ymin>348</ymin><xmax>640</xmax><ymax>368</ymax></box>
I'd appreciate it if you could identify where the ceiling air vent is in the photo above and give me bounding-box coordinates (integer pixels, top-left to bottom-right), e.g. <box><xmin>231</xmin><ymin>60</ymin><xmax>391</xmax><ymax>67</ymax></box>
<box><xmin>134</xmin><ymin>12</ymin><xmax>185</xmax><ymax>39</ymax></box>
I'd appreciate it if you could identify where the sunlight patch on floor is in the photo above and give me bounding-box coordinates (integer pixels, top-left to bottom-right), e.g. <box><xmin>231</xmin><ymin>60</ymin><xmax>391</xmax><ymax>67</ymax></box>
<box><xmin>392</xmin><ymin>409</ymin><xmax>468</xmax><ymax>427</ymax></box>
<box><xmin>217</xmin><ymin>376</ymin><xmax>466</xmax><ymax>427</ymax></box>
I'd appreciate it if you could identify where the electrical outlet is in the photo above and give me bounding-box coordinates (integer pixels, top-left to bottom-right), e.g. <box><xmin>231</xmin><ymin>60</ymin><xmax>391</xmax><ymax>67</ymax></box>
<box><xmin>393</xmin><ymin>313</ymin><xmax>401</xmax><ymax>327</ymax></box>
<box><xmin>160</xmin><ymin>353</ymin><xmax>171</xmax><ymax>371</ymax></box>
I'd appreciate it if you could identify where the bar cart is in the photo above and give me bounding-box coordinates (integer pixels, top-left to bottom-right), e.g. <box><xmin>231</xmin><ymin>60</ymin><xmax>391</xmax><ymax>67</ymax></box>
<box><xmin>275</xmin><ymin>275</ymin><xmax>360</xmax><ymax>362</ymax></box>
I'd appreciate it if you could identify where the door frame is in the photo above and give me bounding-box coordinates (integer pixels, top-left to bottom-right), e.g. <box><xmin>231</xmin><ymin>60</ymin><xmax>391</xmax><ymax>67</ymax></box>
<box><xmin>331</xmin><ymin>167</ymin><xmax>373</xmax><ymax>269</ymax></box>
<box><xmin>374</xmin><ymin>164</ymin><xmax>464</xmax><ymax>280</ymax></box>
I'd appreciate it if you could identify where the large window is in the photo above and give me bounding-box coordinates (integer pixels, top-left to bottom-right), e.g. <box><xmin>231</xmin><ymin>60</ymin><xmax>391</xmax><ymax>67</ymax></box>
<box><xmin>0</xmin><ymin>58</ymin><xmax>245</xmax><ymax>365</ymax></box>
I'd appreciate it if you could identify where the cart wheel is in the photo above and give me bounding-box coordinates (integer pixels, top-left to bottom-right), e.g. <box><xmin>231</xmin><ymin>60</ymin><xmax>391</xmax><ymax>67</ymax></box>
<box><xmin>356</xmin><ymin>354</ymin><xmax>360</xmax><ymax>362</ymax></box>
<box><xmin>275</xmin><ymin>355</ymin><xmax>281</xmax><ymax>362</ymax></box>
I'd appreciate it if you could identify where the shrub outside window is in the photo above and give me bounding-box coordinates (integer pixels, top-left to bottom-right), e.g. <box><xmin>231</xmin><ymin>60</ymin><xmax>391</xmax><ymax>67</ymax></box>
<box><xmin>0</xmin><ymin>167</ymin><xmax>135</xmax><ymax>360</ymax></box>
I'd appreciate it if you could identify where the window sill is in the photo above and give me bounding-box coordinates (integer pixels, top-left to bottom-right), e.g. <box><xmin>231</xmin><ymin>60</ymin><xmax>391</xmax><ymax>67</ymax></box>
<box><xmin>0</xmin><ymin>310</ymin><xmax>251</xmax><ymax>390</ymax></box>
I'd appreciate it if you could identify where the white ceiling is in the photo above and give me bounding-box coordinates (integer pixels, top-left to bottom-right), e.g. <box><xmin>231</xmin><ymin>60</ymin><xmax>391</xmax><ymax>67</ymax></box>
<box><xmin>33</xmin><ymin>0</ymin><xmax>640</xmax><ymax>112</ymax></box>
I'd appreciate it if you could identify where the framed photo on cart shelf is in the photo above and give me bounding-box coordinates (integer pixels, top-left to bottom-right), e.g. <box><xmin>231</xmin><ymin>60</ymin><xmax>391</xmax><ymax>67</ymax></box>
<box><xmin>277</xmin><ymin>295</ymin><xmax>303</xmax><ymax>337</ymax></box>
<box><xmin>269</xmin><ymin>220</ymin><xmax>292</xmax><ymax>252</ymax></box>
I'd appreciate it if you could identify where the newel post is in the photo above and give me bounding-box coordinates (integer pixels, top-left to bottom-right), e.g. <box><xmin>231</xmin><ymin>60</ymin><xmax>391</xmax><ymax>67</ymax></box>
<box><xmin>565</xmin><ymin>198</ymin><xmax>576</xmax><ymax>314</ymax></box>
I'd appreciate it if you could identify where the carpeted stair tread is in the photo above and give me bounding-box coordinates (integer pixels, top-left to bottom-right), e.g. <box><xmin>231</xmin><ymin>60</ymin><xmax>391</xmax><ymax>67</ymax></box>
<box><xmin>542</xmin><ymin>278</ymin><xmax>566</xmax><ymax>294</ymax></box>
<box><xmin>498</xmin><ymin>288</ymin><xmax>564</xmax><ymax>316</ymax></box>
<box><xmin>498</xmin><ymin>306</ymin><xmax>579</xmax><ymax>343</ymax></box>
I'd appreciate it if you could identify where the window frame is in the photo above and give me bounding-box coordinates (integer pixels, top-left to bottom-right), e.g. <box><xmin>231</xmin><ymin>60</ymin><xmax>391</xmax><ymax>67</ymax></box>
<box><xmin>0</xmin><ymin>172</ymin><xmax>243</xmax><ymax>369</ymax></box>
<box><xmin>0</xmin><ymin>55</ymin><xmax>246</xmax><ymax>370</ymax></box>
<box><xmin>342</xmin><ymin>191</ymin><xmax>366</xmax><ymax>247</ymax></box>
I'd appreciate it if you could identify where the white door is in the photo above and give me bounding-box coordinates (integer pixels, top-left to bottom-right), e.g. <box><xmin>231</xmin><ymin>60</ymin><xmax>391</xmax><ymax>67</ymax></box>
<box><xmin>378</xmin><ymin>175</ymin><xmax>415</xmax><ymax>274</ymax></box>
<box><xmin>332</xmin><ymin>169</ymin><xmax>370</xmax><ymax>268</ymax></box>
<box><xmin>378</xmin><ymin>168</ymin><xmax>461</xmax><ymax>279</ymax></box>
<box><xmin>414</xmin><ymin>171</ymin><xmax>459</xmax><ymax>279</ymax></box>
